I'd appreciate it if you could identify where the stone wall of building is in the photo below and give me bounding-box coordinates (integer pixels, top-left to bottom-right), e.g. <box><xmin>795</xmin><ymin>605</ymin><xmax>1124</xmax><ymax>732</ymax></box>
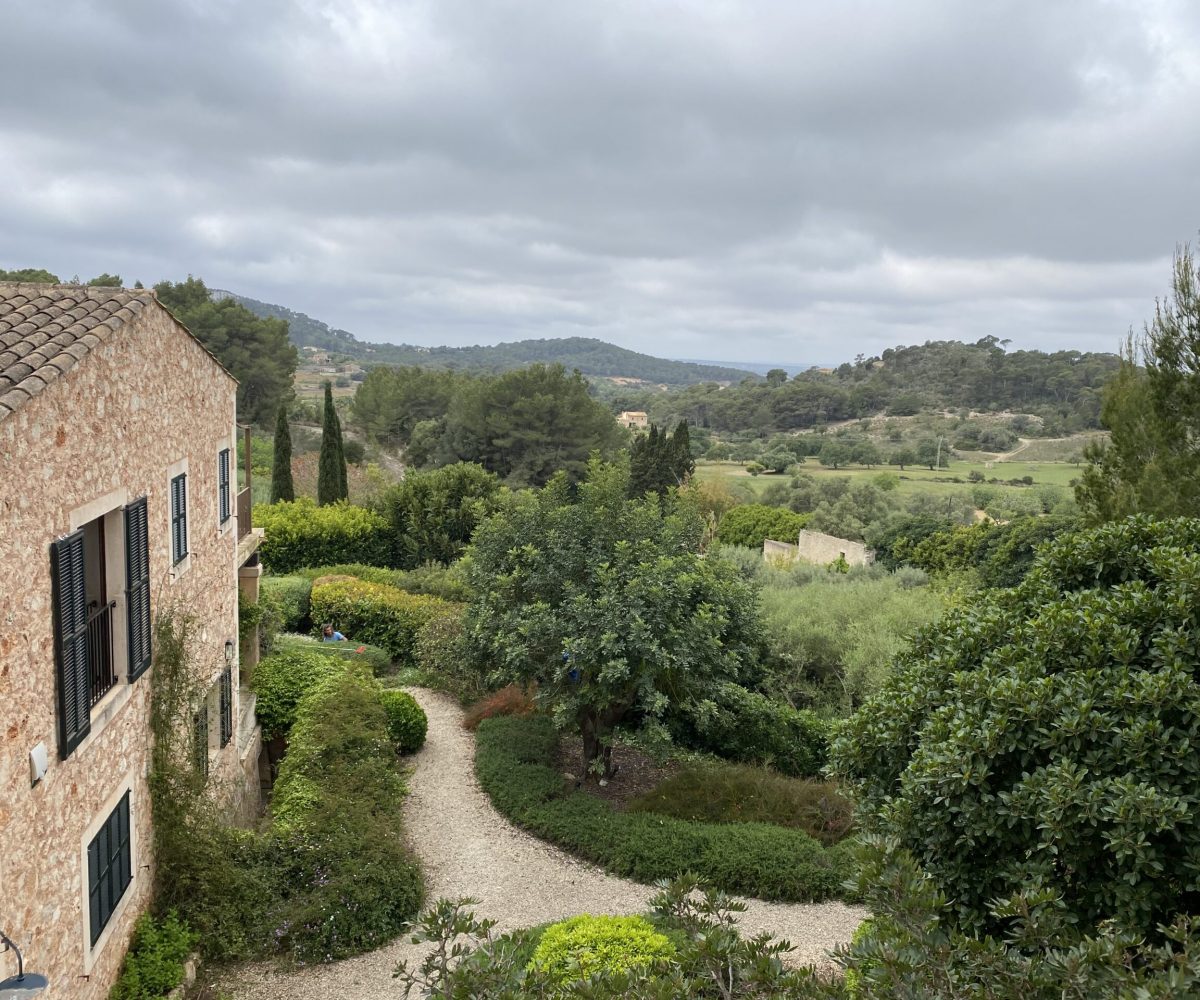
<box><xmin>762</xmin><ymin>538</ymin><xmax>799</xmax><ymax>562</ymax></box>
<box><xmin>795</xmin><ymin>529</ymin><xmax>875</xmax><ymax>567</ymax></box>
<box><xmin>0</xmin><ymin>300</ymin><xmax>247</xmax><ymax>999</ymax></box>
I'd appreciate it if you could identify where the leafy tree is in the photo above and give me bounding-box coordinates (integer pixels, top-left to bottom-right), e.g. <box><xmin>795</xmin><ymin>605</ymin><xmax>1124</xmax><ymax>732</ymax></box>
<box><xmin>758</xmin><ymin>449</ymin><xmax>795</xmax><ymax>474</ymax></box>
<box><xmin>352</xmin><ymin>366</ymin><xmax>460</xmax><ymax>446</ymax></box>
<box><xmin>1077</xmin><ymin>245</ymin><xmax>1200</xmax><ymax>523</ymax></box>
<box><xmin>628</xmin><ymin>421</ymin><xmax>696</xmax><ymax>495</ymax></box>
<box><xmin>914</xmin><ymin>437</ymin><xmax>948</xmax><ymax>470</ymax></box>
<box><xmin>465</xmin><ymin>460</ymin><xmax>761</xmax><ymax>779</ymax></box>
<box><xmin>270</xmin><ymin>403</ymin><xmax>295</xmax><ymax>503</ymax></box>
<box><xmin>765</xmin><ymin>368</ymin><xmax>789</xmax><ymax>386</ymax></box>
<box><xmin>851</xmin><ymin>440</ymin><xmax>883</xmax><ymax>467</ymax></box>
<box><xmin>378</xmin><ymin>462</ymin><xmax>502</xmax><ymax>569</ymax></box>
<box><xmin>155</xmin><ymin>276</ymin><xmax>297</xmax><ymax>424</ymax></box>
<box><xmin>0</xmin><ymin>267</ymin><xmax>60</xmax><ymax>282</ymax></box>
<box><xmin>87</xmin><ymin>273</ymin><xmax>122</xmax><ymax>287</ymax></box>
<box><xmin>890</xmin><ymin>447</ymin><xmax>917</xmax><ymax>471</ymax></box>
<box><xmin>715</xmin><ymin>504</ymin><xmax>808</xmax><ymax>548</ymax></box>
<box><xmin>317</xmin><ymin>383</ymin><xmax>348</xmax><ymax>505</ymax></box>
<box><xmin>834</xmin><ymin>516</ymin><xmax>1200</xmax><ymax>941</ymax></box>
<box><xmin>818</xmin><ymin>439</ymin><xmax>852</xmax><ymax>469</ymax></box>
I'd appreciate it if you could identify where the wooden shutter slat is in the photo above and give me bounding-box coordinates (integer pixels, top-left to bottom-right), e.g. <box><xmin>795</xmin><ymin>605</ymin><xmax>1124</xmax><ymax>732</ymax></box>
<box><xmin>125</xmin><ymin>497</ymin><xmax>152</xmax><ymax>681</ymax></box>
<box><xmin>52</xmin><ymin>530</ymin><xmax>91</xmax><ymax>758</ymax></box>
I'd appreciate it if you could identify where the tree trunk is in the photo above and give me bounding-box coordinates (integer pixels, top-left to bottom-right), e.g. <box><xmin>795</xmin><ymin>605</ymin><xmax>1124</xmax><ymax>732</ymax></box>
<box><xmin>579</xmin><ymin>709</ymin><xmax>619</xmax><ymax>782</ymax></box>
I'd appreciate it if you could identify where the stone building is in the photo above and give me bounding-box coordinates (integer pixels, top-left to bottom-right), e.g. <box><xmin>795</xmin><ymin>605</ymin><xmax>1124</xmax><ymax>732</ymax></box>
<box><xmin>0</xmin><ymin>284</ymin><xmax>263</xmax><ymax>999</ymax></box>
<box><xmin>617</xmin><ymin>410</ymin><xmax>649</xmax><ymax>430</ymax></box>
<box><xmin>763</xmin><ymin>528</ymin><xmax>875</xmax><ymax>568</ymax></box>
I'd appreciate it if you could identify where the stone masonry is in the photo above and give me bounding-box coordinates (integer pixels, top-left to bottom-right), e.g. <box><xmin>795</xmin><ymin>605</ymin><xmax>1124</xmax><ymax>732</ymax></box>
<box><xmin>0</xmin><ymin>284</ymin><xmax>257</xmax><ymax>999</ymax></box>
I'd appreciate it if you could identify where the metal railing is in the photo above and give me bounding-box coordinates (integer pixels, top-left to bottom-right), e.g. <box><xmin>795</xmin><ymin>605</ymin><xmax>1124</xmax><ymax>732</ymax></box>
<box><xmin>87</xmin><ymin>600</ymin><xmax>117</xmax><ymax>708</ymax></box>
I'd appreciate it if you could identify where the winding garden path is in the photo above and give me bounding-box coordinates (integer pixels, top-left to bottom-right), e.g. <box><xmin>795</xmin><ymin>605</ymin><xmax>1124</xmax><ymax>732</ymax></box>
<box><xmin>215</xmin><ymin>688</ymin><xmax>866</xmax><ymax>999</ymax></box>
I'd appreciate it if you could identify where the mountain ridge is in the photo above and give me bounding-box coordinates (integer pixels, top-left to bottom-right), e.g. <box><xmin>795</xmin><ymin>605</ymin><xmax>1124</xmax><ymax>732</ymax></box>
<box><xmin>211</xmin><ymin>289</ymin><xmax>759</xmax><ymax>385</ymax></box>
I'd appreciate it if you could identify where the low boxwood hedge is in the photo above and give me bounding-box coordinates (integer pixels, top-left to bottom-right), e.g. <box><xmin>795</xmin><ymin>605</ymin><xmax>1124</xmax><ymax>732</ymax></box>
<box><xmin>474</xmin><ymin>716</ymin><xmax>852</xmax><ymax>902</ymax></box>
<box><xmin>251</xmin><ymin>647</ymin><xmax>344</xmax><ymax>741</ymax></box>
<box><xmin>309</xmin><ymin>577</ymin><xmax>459</xmax><ymax>666</ymax></box>
<box><xmin>272</xmin><ymin>631</ymin><xmax>393</xmax><ymax>676</ymax></box>
<box><xmin>379</xmin><ymin>689</ymin><xmax>428</xmax><ymax>754</ymax></box>
<box><xmin>297</xmin><ymin>562</ymin><xmax>473</xmax><ymax>602</ymax></box>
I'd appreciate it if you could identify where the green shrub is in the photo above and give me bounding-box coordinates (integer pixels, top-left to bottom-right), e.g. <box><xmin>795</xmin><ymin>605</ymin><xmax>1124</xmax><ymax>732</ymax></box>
<box><xmin>269</xmin><ymin>667</ymin><xmax>423</xmax><ymax>962</ymax></box>
<box><xmin>110</xmin><ymin>911</ymin><xmax>197</xmax><ymax>1000</ymax></box>
<box><xmin>253</xmin><ymin>497</ymin><xmax>389</xmax><ymax>573</ymax></box>
<box><xmin>379</xmin><ymin>689</ymin><xmax>428</xmax><ymax>754</ymax></box>
<box><xmin>272</xmin><ymin>631</ymin><xmax>393</xmax><ymax>676</ymax></box>
<box><xmin>834</xmin><ymin>515</ymin><xmax>1200</xmax><ymax>941</ymax></box>
<box><xmin>260</xmin><ymin>575</ymin><xmax>313</xmax><ymax>631</ymax></box>
<box><xmin>414</xmin><ymin>602</ymin><xmax>485</xmax><ymax>698</ymax></box>
<box><xmin>671</xmin><ymin>683</ymin><xmax>834</xmax><ymax>778</ymax></box>
<box><xmin>528</xmin><ymin>915</ymin><xmax>675</xmax><ymax>986</ymax></box>
<box><xmin>296</xmin><ymin>561</ymin><xmax>474</xmax><ymax>602</ymax></box>
<box><xmin>309</xmin><ymin>577</ymin><xmax>456</xmax><ymax>666</ymax></box>
<box><xmin>627</xmin><ymin>763</ymin><xmax>852</xmax><ymax>845</ymax></box>
<box><xmin>251</xmin><ymin>647</ymin><xmax>342</xmax><ymax>740</ymax></box>
<box><xmin>475</xmin><ymin>716</ymin><xmax>850</xmax><ymax>902</ymax></box>
<box><xmin>716</xmin><ymin>504</ymin><xmax>809</xmax><ymax>548</ymax></box>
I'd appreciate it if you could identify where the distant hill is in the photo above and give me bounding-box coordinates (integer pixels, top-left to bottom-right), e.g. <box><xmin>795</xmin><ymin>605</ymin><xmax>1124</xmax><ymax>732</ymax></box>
<box><xmin>212</xmin><ymin>290</ymin><xmax>758</xmax><ymax>386</ymax></box>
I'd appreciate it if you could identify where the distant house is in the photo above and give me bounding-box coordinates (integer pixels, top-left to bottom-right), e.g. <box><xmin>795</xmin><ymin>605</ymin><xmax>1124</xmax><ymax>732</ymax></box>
<box><xmin>763</xmin><ymin>529</ymin><xmax>874</xmax><ymax>568</ymax></box>
<box><xmin>618</xmin><ymin>410</ymin><xmax>649</xmax><ymax>430</ymax></box>
<box><xmin>0</xmin><ymin>283</ymin><xmax>263</xmax><ymax>999</ymax></box>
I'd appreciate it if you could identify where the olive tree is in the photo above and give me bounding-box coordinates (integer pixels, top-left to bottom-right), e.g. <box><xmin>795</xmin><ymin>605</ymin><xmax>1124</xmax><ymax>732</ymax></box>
<box><xmin>834</xmin><ymin>515</ymin><xmax>1200</xmax><ymax>941</ymax></box>
<box><xmin>465</xmin><ymin>459</ymin><xmax>762</xmax><ymax>780</ymax></box>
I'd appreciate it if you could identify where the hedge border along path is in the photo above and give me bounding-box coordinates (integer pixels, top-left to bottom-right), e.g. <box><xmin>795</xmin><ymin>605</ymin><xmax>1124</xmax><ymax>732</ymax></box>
<box><xmin>215</xmin><ymin>689</ymin><xmax>866</xmax><ymax>1000</ymax></box>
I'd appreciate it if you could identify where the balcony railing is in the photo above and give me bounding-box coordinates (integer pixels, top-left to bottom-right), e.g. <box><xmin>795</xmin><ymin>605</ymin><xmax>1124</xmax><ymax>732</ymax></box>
<box><xmin>237</xmin><ymin>422</ymin><xmax>253</xmax><ymax>540</ymax></box>
<box><xmin>88</xmin><ymin>600</ymin><xmax>117</xmax><ymax>708</ymax></box>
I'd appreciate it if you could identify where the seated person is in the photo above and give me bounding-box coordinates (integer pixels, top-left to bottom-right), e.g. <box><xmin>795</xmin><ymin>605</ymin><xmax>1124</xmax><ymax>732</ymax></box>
<box><xmin>321</xmin><ymin>623</ymin><xmax>347</xmax><ymax>643</ymax></box>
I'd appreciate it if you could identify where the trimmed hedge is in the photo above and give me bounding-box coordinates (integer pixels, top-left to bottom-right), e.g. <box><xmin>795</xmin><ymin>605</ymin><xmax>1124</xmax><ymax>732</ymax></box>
<box><xmin>251</xmin><ymin>647</ymin><xmax>343</xmax><ymax>741</ymax></box>
<box><xmin>269</xmin><ymin>666</ymin><xmax>423</xmax><ymax>961</ymax></box>
<box><xmin>296</xmin><ymin>562</ymin><xmax>473</xmax><ymax>602</ymax></box>
<box><xmin>671</xmin><ymin>682</ymin><xmax>835</xmax><ymax>778</ymax></box>
<box><xmin>272</xmin><ymin>632</ymin><xmax>393</xmax><ymax>676</ymax></box>
<box><xmin>253</xmin><ymin>498</ymin><xmax>389</xmax><ymax>574</ymax></box>
<box><xmin>475</xmin><ymin>715</ymin><xmax>851</xmax><ymax>902</ymax></box>
<box><xmin>529</xmin><ymin>915</ymin><xmax>675</xmax><ymax>985</ymax></box>
<box><xmin>379</xmin><ymin>689</ymin><xmax>428</xmax><ymax>754</ymax></box>
<box><xmin>309</xmin><ymin>577</ymin><xmax>458</xmax><ymax>666</ymax></box>
<box><xmin>261</xmin><ymin>575</ymin><xmax>313</xmax><ymax>632</ymax></box>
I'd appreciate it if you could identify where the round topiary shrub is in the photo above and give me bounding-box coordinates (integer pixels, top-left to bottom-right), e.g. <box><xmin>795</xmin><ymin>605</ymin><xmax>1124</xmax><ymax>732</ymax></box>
<box><xmin>379</xmin><ymin>690</ymin><xmax>428</xmax><ymax>754</ymax></box>
<box><xmin>527</xmin><ymin>914</ymin><xmax>675</xmax><ymax>986</ymax></box>
<box><xmin>834</xmin><ymin>516</ymin><xmax>1200</xmax><ymax>941</ymax></box>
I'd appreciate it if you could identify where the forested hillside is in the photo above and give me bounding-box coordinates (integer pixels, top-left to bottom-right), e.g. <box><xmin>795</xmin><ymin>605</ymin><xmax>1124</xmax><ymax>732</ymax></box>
<box><xmin>214</xmin><ymin>290</ymin><xmax>756</xmax><ymax>385</ymax></box>
<box><xmin>629</xmin><ymin>337</ymin><xmax>1120</xmax><ymax>436</ymax></box>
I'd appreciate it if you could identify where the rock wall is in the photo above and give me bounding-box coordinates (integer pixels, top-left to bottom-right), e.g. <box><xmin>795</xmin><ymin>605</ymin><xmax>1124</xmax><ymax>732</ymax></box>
<box><xmin>795</xmin><ymin>529</ymin><xmax>874</xmax><ymax>567</ymax></box>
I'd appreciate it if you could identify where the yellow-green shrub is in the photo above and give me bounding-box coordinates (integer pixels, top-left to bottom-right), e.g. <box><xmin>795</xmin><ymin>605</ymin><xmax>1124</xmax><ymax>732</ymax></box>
<box><xmin>253</xmin><ymin>498</ymin><xmax>389</xmax><ymax>573</ymax></box>
<box><xmin>528</xmin><ymin>915</ymin><xmax>675</xmax><ymax>986</ymax></box>
<box><xmin>309</xmin><ymin>577</ymin><xmax>455</xmax><ymax>665</ymax></box>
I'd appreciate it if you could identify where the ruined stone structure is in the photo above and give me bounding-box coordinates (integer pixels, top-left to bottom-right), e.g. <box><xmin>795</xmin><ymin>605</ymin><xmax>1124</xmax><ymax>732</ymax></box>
<box><xmin>762</xmin><ymin>529</ymin><xmax>875</xmax><ymax>568</ymax></box>
<box><xmin>0</xmin><ymin>284</ymin><xmax>262</xmax><ymax>998</ymax></box>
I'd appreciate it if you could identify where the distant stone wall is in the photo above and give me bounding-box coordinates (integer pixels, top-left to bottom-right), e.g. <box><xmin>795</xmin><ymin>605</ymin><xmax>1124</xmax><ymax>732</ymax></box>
<box><xmin>763</xmin><ymin>538</ymin><xmax>799</xmax><ymax>562</ymax></box>
<box><xmin>795</xmin><ymin>529</ymin><xmax>874</xmax><ymax>567</ymax></box>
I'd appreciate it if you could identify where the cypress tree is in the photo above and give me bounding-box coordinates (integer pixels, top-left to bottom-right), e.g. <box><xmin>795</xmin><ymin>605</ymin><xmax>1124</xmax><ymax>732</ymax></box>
<box><xmin>317</xmin><ymin>382</ymin><xmax>348</xmax><ymax>505</ymax></box>
<box><xmin>670</xmin><ymin>420</ymin><xmax>694</xmax><ymax>484</ymax></box>
<box><xmin>270</xmin><ymin>403</ymin><xmax>295</xmax><ymax>503</ymax></box>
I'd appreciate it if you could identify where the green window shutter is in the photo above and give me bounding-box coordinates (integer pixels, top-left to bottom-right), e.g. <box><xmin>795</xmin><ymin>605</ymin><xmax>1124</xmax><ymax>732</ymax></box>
<box><xmin>124</xmin><ymin>497</ymin><xmax>152</xmax><ymax>681</ymax></box>
<box><xmin>88</xmin><ymin>790</ymin><xmax>132</xmax><ymax>944</ymax></box>
<box><xmin>51</xmin><ymin>530</ymin><xmax>91</xmax><ymax>758</ymax></box>
<box><xmin>218</xmin><ymin>449</ymin><xmax>231</xmax><ymax>524</ymax></box>
<box><xmin>171</xmin><ymin>473</ymin><xmax>188</xmax><ymax>563</ymax></box>
<box><xmin>219</xmin><ymin>666</ymin><xmax>233</xmax><ymax>747</ymax></box>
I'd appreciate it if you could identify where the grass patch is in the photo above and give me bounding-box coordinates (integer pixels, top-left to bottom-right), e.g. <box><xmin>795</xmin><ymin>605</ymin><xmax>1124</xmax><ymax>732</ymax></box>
<box><xmin>626</xmin><ymin>762</ymin><xmax>853</xmax><ymax>846</ymax></box>
<box><xmin>475</xmin><ymin>715</ymin><xmax>854</xmax><ymax>902</ymax></box>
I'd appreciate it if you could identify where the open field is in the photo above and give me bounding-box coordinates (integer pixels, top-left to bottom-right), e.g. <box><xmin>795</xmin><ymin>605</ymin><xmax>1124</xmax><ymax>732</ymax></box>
<box><xmin>696</xmin><ymin>457</ymin><xmax>1083</xmax><ymax>500</ymax></box>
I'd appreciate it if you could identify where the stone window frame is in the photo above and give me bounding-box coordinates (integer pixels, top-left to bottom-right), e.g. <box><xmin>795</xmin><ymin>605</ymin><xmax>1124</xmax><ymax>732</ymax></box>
<box><xmin>79</xmin><ymin>770</ymin><xmax>139</xmax><ymax>974</ymax></box>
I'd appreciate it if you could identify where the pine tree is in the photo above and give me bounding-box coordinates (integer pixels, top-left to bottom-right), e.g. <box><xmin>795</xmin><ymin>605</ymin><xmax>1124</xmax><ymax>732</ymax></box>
<box><xmin>270</xmin><ymin>403</ymin><xmax>295</xmax><ymax>503</ymax></box>
<box><xmin>317</xmin><ymin>382</ymin><xmax>348</xmax><ymax>505</ymax></box>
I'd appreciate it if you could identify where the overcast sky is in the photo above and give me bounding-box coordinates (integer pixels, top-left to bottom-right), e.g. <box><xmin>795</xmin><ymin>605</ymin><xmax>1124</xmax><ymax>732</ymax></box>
<box><xmin>2</xmin><ymin>1</ymin><xmax>1198</xmax><ymax>365</ymax></box>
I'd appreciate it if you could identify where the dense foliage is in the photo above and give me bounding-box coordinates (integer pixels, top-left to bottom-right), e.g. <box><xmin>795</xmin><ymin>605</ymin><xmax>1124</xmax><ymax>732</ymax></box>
<box><xmin>294</xmin><ymin>560</ymin><xmax>473</xmax><ymax>602</ymax></box>
<box><xmin>270</xmin><ymin>632</ymin><xmax>393</xmax><ymax>677</ymax></box>
<box><xmin>378</xmin><ymin>689</ymin><xmax>429</xmax><ymax>754</ymax></box>
<box><xmin>155</xmin><ymin>276</ymin><xmax>297</xmax><ymax>424</ymax></box>
<box><xmin>317</xmin><ymin>381</ymin><xmax>349</xmax><ymax>505</ymax></box>
<box><xmin>466</xmin><ymin>459</ymin><xmax>762</xmax><ymax>778</ymax></box>
<box><xmin>834</xmin><ymin>516</ymin><xmax>1200</xmax><ymax>940</ymax></box>
<box><xmin>475</xmin><ymin>716</ymin><xmax>852</xmax><ymax>901</ymax></box>
<box><xmin>110</xmin><ymin>911</ymin><xmax>196</xmax><ymax>1000</ymax></box>
<box><xmin>376</xmin><ymin>461</ymin><xmax>501</xmax><ymax>568</ymax></box>
<box><xmin>628</xmin><ymin>421</ymin><xmax>695</xmax><ymax>497</ymax></box>
<box><xmin>309</xmin><ymin>577</ymin><xmax>458</xmax><ymax>666</ymax></box>
<box><xmin>355</xmin><ymin>363</ymin><xmax>623</xmax><ymax>486</ymax></box>
<box><xmin>251</xmin><ymin>646</ymin><xmax>343</xmax><ymax>741</ymax></box>
<box><xmin>715</xmin><ymin>504</ymin><xmax>810</xmax><ymax>548</ymax></box>
<box><xmin>260</xmin><ymin>574</ymin><xmax>312</xmax><ymax>631</ymax></box>
<box><xmin>1077</xmin><ymin>245</ymin><xmax>1200</xmax><ymax>522</ymax></box>
<box><xmin>253</xmin><ymin>498</ymin><xmax>390</xmax><ymax>573</ymax></box>
<box><xmin>529</xmin><ymin>915</ymin><xmax>675</xmax><ymax>985</ymax></box>
<box><xmin>270</xmin><ymin>403</ymin><xmax>295</xmax><ymax>503</ymax></box>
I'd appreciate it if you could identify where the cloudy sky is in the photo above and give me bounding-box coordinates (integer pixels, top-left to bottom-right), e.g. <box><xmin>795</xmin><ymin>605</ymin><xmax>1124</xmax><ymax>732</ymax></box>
<box><xmin>2</xmin><ymin>1</ymin><xmax>1198</xmax><ymax>365</ymax></box>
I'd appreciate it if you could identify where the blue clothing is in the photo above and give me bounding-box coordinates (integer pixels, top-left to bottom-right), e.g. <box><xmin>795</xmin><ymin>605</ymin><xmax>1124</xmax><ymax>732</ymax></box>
<box><xmin>322</xmin><ymin>631</ymin><xmax>346</xmax><ymax>642</ymax></box>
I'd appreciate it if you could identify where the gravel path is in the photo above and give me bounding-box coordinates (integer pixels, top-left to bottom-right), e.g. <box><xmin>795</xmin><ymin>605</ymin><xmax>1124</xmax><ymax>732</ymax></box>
<box><xmin>215</xmin><ymin>688</ymin><xmax>866</xmax><ymax>998</ymax></box>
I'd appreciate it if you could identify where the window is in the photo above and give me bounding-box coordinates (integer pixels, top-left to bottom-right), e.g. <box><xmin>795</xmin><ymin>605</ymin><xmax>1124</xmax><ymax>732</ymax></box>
<box><xmin>88</xmin><ymin>791</ymin><xmax>132</xmax><ymax>946</ymax></box>
<box><xmin>218</xmin><ymin>448</ymin><xmax>231</xmax><ymax>525</ymax></box>
<box><xmin>219</xmin><ymin>666</ymin><xmax>233</xmax><ymax>748</ymax></box>
<box><xmin>193</xmin><ymin>705</ymin><xmax>209</xmax><ymax>779</ymax></box>
<box><xmin>170</xmin><ymin>473</ymin><xmax>188</xmax><ymax>564</ymax></box>
<box><xmin>125</xmin><ymin>497</ymin><xmax>152</xmax><ymax>681</ymax></box>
